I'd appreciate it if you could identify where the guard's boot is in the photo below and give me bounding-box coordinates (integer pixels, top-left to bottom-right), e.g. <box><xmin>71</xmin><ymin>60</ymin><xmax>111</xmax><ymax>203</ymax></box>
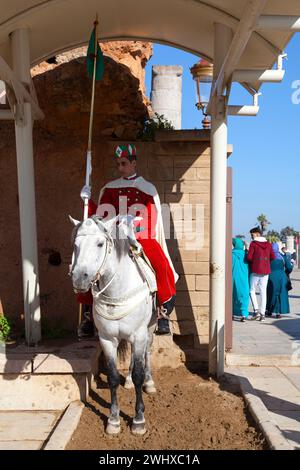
<box><xmin>77</xmin><ymin>306</ymin><xmax>95</xmax><ymax>339</ymax></box>
<box><xmin>156</xmin><ymin>295</ymin><xmax>176</xmax><ymax>335</ymax></box>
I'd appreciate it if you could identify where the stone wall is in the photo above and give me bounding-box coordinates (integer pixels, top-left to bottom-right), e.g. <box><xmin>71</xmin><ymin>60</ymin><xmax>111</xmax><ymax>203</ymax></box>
<box><xmin>31</xmin><ymin>41</ymin><xmax>152</xmax><ymax>140</ymax></box>
<box><xmin>0</xmin><ymin>129</ymin><xmax>211</xmax><ymax>366</ymax></box>
<box><xmin>32</xmin><ymin>41</ymin><xmax>152</xmax><ymax>107</ymax></box>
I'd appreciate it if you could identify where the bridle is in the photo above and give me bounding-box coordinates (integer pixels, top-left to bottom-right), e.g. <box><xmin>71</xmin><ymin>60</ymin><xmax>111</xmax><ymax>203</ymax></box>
<box><xmin>70</xmin><ymin>217</ymin><xmax>117</xmax><ymax>295</ymax></box>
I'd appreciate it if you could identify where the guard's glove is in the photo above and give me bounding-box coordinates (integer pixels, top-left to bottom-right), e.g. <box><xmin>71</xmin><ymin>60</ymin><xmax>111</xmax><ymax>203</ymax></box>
<box><xmin>80</xmin><ymin>185</ymin><xmax>91</xmax><ymax>201</ymax></box>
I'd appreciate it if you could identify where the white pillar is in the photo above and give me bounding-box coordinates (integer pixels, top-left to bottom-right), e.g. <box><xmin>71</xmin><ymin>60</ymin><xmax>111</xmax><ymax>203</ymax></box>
<box><xmin>11</xmin><ymin>28</ymin><xmax>41</xmax><ymax>345</ymax></box>
<box><xmin>286</xmin><ymin>236</ymin><xmax>294</xmax><ymax>253</ymax></box>
<box><xmin>209</xmin><ymin>23</ymin><xmax>232</xmax><ymax>377</ymax></box>
<box><xmin>151</xmin><ymin>65</ymin><xmax>183</xmax><ymax>129</ymax></box>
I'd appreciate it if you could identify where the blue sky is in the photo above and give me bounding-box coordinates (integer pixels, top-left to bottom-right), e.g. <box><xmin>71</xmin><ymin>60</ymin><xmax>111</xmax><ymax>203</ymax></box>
<box><xmin>145</xmin><ymin>35</ymin><xmax>300</xmax><ymax>239</ymax></box>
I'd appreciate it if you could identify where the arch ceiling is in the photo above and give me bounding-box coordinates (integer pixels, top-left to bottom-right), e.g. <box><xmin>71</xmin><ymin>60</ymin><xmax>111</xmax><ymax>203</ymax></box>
<box><xmin>0</xmin><ymin>0</ymin><xmax>299</xmax><ymax>91</ymax></box>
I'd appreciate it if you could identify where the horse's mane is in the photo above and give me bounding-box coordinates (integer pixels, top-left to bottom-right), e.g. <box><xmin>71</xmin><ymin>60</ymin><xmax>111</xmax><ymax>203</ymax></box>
<box><xmin>71</xmin><ymin>216</ymin><xmax>130</xmax><ymax>260</ymax></box>
<box><xmin>114</xmin><ymin>223</ymin><xmax>131</xmax><ymax>260</ymax></box>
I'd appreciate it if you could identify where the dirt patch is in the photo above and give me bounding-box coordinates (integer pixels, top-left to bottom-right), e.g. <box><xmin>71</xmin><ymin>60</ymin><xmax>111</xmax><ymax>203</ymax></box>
<box><xmin>67</xmin><ymin>366</ymin><xmax>267</xmax><ymax>450</ymax></box>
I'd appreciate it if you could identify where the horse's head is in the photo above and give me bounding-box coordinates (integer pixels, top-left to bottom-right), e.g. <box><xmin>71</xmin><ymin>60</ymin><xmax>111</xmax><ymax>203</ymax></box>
<box><xmin>69</xmin><ymin>215</ymin><xmax>116</xmax><ymax>293</ymax></box>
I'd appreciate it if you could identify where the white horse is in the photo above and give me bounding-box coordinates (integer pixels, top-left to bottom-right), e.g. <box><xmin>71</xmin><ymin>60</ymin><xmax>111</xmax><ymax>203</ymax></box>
<box><xmin>69</xmin><ymin>215</ymin><xmax>157</xmax><ymax>435</ymax></box>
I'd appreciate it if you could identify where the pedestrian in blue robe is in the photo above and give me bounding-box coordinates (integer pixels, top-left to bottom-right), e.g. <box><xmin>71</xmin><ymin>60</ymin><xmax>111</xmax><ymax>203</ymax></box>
<box><xmin>266</xmin><ymin>242</ymin><xmax>293</xmax><ymax>318</ymax></box>
<box><xmin>232</xmin><ymin>238</ymin><xmax>250</xmax><ymax>321</ymax></box>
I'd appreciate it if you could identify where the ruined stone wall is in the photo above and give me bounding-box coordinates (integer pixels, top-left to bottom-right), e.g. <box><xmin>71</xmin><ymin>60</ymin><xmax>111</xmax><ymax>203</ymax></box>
<box><xmin>32</xmin><ymin>41</ymin><xmax>152</xmax><ymax>140</ymax></box>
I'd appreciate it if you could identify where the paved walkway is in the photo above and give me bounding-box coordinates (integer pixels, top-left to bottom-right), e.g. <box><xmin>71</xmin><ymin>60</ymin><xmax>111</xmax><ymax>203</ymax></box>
<box><xmin>231</xmin><ymin>269</ymin><xmax>300</xmax><ymax>359</ymax></box>
<box><xmin>0</xmin><ymin>411</ymin><xmax>61</xmax><ymax>450</ymax></box>
<box><xmin>227</xmin><ymin>269</ymin><xmax>300</xmax><ymax>449</ymax></box>
<box><xmin>0</xmin><ymin>339</ymin><xmax>97</xmax><ymax>449</ymax></box>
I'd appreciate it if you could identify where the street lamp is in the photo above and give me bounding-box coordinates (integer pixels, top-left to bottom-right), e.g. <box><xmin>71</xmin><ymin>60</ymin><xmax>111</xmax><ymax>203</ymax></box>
<box><xmin>190</xmin><ymin>59</ymin><xmax>213</xmax><ymax>129</ymax></box>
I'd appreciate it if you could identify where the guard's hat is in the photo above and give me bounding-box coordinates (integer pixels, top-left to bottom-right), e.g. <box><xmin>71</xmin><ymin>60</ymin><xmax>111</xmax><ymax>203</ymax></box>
<box><xmin>115</xmin><ymin>144</ymin><xmax>137</xmax><ymax>159</ymax></box>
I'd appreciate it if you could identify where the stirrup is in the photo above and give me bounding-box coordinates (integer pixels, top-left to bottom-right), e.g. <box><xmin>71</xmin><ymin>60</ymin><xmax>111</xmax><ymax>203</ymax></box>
<box><xmin>157</xmin><ymin>306</ymin><xmax>169</xmax><ymax>320</ymax></box>
<box><xmin>156</xmin><ymin>318</ymin><xmax>171</xmax><ymax>335</ymax></box>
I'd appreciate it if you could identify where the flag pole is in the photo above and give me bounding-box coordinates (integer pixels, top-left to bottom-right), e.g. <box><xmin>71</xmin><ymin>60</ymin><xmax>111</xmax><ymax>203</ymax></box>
<box><xmin>83</xmin><ymin>13</ymin><xmax>99</xmax><ymax>221</ymax></box>
<box><xmin>79</xmin><ymin>14</ymin><xmax>99</xmax><ymax>331</ymax></box>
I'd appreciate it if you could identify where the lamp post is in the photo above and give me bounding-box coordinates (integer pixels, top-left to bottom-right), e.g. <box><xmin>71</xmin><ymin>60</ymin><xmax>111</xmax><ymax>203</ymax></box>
<box><xmin>190</xmin><ymin>59</ymin><xmax>213</xmax><ymax>129</ymax></box>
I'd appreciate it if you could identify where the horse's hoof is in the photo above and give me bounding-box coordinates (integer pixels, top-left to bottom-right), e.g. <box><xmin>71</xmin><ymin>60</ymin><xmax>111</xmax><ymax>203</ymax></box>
<box><xmin>143</xmin><ymin>381</ymin><xmax>156</xmax><ymax>394</ymax></box>
<box><xmin>106</xmin><ymin>422</ymin><xmax>121</xmax><ymax>435</ymax></box>
<box><xmin>124</xmin><ymin>377</ymin><xmax>134</xmax><ymax>390</ymax></box>
<box><xmin>131</xmin><ymin>422</ymin><xmax>146</xmax><ymax>435</ymax></box>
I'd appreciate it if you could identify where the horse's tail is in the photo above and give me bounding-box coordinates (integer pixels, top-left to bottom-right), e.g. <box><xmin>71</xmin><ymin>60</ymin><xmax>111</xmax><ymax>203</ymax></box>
<box><xmin>117</xmin><ymin>339</ymin><xmax>129</xmax><ymax>363</ymax></box>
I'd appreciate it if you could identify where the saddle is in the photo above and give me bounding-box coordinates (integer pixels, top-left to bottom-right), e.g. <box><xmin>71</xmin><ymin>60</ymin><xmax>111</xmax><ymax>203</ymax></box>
<box><xmin>129</xmin><ymin>245</ymin><xmax>157</xmax><ymax>295</ymax></box>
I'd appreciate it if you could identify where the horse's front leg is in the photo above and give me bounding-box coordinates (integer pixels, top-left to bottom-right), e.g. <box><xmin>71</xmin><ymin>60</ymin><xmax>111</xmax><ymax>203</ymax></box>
<box><xmin>131</xmin><ymin>328</ymin><xmax>148</xmax><ymax>435</ymax></box>
<box><xmin>143</xmin><ymin>326</ymin><xmax>156</xmax><ymax>394</ymax></box>
<box><xmin>124</xmin><ymin>346</ymin><xmax>134</xmax><ymax>390</ymax></box>
<box><xmin>99</xmin><ymin>336</ymin><xmax>121</xmax><ymax>435</ymax></box>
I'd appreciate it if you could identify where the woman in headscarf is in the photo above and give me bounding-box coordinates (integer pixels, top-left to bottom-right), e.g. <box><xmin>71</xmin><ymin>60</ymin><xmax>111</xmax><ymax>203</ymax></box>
<box><xmin>232</xmin><ymin>238</ymin><xmax>250</xmax><ymax>321</ymax></box>
<box><xmin>266</xmin><ymin>242</ymin><xmax>293</xmax><ymax>318</ymax></box>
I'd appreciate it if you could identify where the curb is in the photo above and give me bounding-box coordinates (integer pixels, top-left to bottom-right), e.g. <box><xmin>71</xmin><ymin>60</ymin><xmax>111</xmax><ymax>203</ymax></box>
<box><xmin>44</xmin><ymin>400</ymin><xmax>84</xmax><ymax>450</ymax></box>
<box><xmin>238</xmin><ymin>373</ymin><xmax>294</xmax><ymax>450</ymax></box>
<box><xmin>226</xmin><ymin>354</ymin><xmax>294</xmax><ymax>367</ymax></box>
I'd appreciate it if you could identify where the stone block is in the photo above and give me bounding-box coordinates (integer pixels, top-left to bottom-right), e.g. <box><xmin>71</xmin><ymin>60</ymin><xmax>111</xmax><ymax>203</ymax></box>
<box><xmin>148</xmin><ymin>166</ymin><xmax>174</xmax><ymax>181</ymax></box>
<box><xmin>176</xmin><ymin>275</ymin><xmax>196</xmax><ymax>291</ymax></box>
<box><xmin>173</xmin><ymin>250</ymin><xmax>199</xmax><ymax>262</ymax></box>
<box><xmin>148</xmin><ymin>154</ymin><xmax>174</xmax><ymax>168</ymax></box>
<box><xmin>174</xmin><ymin>154</ymin><xmax>210</xmax><ymax>168</ymax></box>
<box><xmin>0</xmin><ymin>441</ymin><xmax>43</xmax><ymax>450</ymax></box>
<box><xmin>196</xmin><ymin>251</ymin><xmax>210</xmax><ymax>262</ymax></box>
<box><xmin>32</xmin><ymin>353</ymin><xmax>95</xmax><ymax>374</ymax></box>
<box><xmin>173</xmin><ymin>306</ymin><xmax>209</xmax><ymax>321</ymax></box>
<box><xmin>155</xmin><ymin>142</ymin><xmax>210</xmax><ymax>156</ymax></box>
<box><xmin>164</xmin><ymin>193</ymin><xmax>190</xmax><ymax>204</ymax></box>
<box><xmin>0</xmin><ymin>354</ymin><xmax>32</xmax><ymax>373</ymax></box>
<box><xmin>0</xmin><ymin>411</ymin><xmax>60</xmax><ymax>441</ymax></box>
<box><xmin>174</xmin><ymin>261</ymin><xmax>209</xmax><ymax>275</ymax></box>
<box><xmin>176</xmin><ymin>291</ymin><xmax>209</xmax><ymax>306</ymax></box>
<box><xmin>189</xmin><ymin>193</ymin><xmax>210</xmax><ymax>206</ymax></box>
<box><xmin>0</xmin><ymin>374</ymin><xmax>88</xmax><ymax>410</ymax></box>
<box><xmin>174</xmin><ymin>168</ymin><xmax>198</xmax><ymax>181</ymax></box>
<box><xmin>173</xmin><ymin>333</ymin><xmax>194</xmax><ymax>349</ymax></box>
<box><xmin>196</xmin><ymin>275</ymin><xmax>210</xmax><ymax>291</ymax></box>
<box><xmin>174</xmin><ymin>167</ymin><xmax>210</xmax><ymax>181</ymax></box>
<box><xmin>165</xmin><ymin>180</ymin><xmax>210</xmax><ymax>194</ymax></box>
<box><xmin>172</xmin><ymin>320</ymin><xmax>209</xmax><ymax>336</ymax></box>
<box><xmin>180</xmin><ymin>347</ymin><xmax>209</xmax><ymax>364</ymax></box>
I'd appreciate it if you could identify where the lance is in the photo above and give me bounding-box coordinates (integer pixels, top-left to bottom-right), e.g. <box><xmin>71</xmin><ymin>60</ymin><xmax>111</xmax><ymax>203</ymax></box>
<box><xmin>84</xmin><ymin>14</ymin><xmax>99</xmax><ymax>220</ymax></box>
<box><xmin>79</xmin><ymin>15</ymin><xmax>104</xmax><ymax>330</ymax></box>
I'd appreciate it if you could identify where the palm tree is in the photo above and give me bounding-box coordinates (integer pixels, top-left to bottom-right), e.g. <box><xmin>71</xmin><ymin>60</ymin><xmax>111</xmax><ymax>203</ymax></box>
<box><xmin>266</xmin><ymin>230</ymin><xmax>280</xmax><ymax>243</ymax></box>
<box><xmin>280</xmin><ymin>226</ymin><xmax>298</xmax><ymax>241</ymax></box>
<box><xmin>257</xmin><ymin>214</ymin><xmax>270</xmax><ymax>234</ymax></box>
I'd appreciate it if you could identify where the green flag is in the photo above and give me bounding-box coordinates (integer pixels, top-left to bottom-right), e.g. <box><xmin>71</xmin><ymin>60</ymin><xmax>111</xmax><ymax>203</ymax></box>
<box><xmin>86</xmin><ymin>27</ymin><xmax>104</xmax><ymax>81</ymax></box>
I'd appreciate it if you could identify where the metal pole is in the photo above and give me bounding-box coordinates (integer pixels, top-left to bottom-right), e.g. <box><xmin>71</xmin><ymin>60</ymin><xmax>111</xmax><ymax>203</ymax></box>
<box><xmin>209</xmin><ymin>23</ymin><xmax>232</xmax><ymax>377</ymax></box>
<box><xmin>11</xmin><ymin>28</ymin><xmax>41</xmax><ymax>345</ymax></box>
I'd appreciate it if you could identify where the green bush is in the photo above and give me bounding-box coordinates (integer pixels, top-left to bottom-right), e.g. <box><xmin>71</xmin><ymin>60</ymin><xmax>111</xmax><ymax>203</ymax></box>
<box><xmin>138</xmin><ymin>113</ymin><xmax>174</xmax><ymax>141</ymax></box>
<box><xmin>0</xmin><ymin>316</ymin><xmax>11</xmax><ymax>343</ymax></box>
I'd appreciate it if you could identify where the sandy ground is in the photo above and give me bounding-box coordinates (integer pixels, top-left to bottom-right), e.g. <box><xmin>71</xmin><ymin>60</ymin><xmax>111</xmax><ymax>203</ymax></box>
<box><xmin>67</xmin><ymin>366</ymin><xmax>267</xmax><ymax>450</ymax></box>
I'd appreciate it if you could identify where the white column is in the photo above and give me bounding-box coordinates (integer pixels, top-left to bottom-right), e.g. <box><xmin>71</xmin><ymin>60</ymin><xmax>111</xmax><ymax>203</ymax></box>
<box><xmin>209</xmin><ymin>23</ymin><xmax>232</xmax><ymax>377</ymax></box>
<box><xmin>11</xmin><ymin>28</ymin><xmax>41</xmax><ymax>345</ymax></box>
<box><xmin>286</xmin><ymin>236</ymin><xmax>294</xmax><ymax>253</ymax></box>
<box><xmin>151</xmin><ymin>66</ymin><xmax>183</xmax><ymax>129</ymax></box>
